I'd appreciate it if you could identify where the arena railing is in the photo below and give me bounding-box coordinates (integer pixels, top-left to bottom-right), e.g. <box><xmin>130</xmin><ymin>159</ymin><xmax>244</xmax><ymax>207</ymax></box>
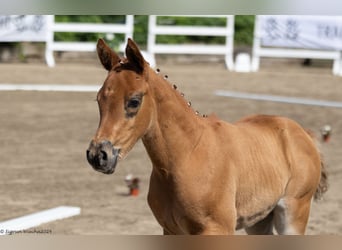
<box><xmin>147</xmin><ymin>15</ymin><xmax>235</xmax><ymax>70</ymax></box>
<box><xmin>45</xmin><ymin>15</ymin><xmax>134</xmax><ymax>67</ymax></box>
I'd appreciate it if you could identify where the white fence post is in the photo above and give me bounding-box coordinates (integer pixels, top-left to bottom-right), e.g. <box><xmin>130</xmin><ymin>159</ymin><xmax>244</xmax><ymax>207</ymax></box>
<box><xmin>45</xmin><ymin>15</ymin><xmax>134</xmax><ymax>67</ymax></box>
<box><xmin>147</xmin><ymin>15</ymin><xmax>235</xmax><ymax>70</ymax></box>
<box><xmin>147</xmin><ymin>15</ymin><xmax>157</xmax><ymax>67</ymax></box>
<box><xmin>251</xmin><ymin>15</ymin><xmax>261</xmax><ymax>72</ymax></box>
<box><xmin>225</xmin><ymin>15</ymin><xmax>235</xmax><ymax>71</ymax></box>
<box><xmin>45</xmin><ymin>15</ymin><xmax>55</xmax><ymax>67</ymax></box>
<box><xmin>252</xmin><ymin>15</ymin><xmax>342</xmax><ymax>76</ymax></box>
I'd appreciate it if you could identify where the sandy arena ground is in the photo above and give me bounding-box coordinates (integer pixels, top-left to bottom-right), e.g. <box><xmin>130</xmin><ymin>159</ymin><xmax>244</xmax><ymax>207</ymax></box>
<box><xmin>0</xmin><ymin>55</ymin><xmax>341</xmax><ymax>235</ymax></box>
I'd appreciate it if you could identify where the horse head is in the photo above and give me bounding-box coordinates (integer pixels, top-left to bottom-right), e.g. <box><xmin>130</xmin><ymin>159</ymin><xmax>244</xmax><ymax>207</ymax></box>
<box><xmin>86</xmin><ymin>38</ymin><xmax>154</xmax><ymax>174</ymax></box>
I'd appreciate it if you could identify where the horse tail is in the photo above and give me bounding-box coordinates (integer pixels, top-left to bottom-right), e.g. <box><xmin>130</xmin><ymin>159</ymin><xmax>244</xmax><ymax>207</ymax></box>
<box><xmin>305</xmin><ymin>129</ymin><xmax>328</xmax><ymax>200</ymax></box>
<box><xmin>314</xmin><ymin>158</ymin><xmax>328</xmax><ymax>200</ymax></box>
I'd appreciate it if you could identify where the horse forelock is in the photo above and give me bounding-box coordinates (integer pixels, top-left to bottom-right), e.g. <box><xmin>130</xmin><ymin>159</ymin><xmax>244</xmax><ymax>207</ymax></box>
<box><xmin>111</xmin><ymin>58</ymin><xmax>129</xmax><ymax>72</ymax></box>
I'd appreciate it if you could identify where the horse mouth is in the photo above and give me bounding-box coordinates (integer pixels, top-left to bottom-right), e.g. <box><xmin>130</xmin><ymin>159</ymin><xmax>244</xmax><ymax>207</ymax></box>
<box><xmin>95</xmin><ymin>165</ymin><xmax>117</xmax><ymax>175</ymax></box>
<box><xmin>86</xmin><ymin>140</ymin><xmax>120</xmax><ymax>175</ymax></box>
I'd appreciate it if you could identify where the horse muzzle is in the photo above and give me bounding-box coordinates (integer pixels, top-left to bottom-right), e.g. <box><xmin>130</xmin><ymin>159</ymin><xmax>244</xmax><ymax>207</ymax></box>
<box><xmin>86</xmin><ymin>140</ymin><xmax>120</xmax><ymax>174</ymax></box>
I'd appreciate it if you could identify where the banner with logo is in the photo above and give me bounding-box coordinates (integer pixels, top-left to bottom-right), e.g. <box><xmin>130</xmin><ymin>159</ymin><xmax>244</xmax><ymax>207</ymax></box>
<box><xmin>258</xmin><ymin>15</ymin><xmax>342</xmax><ymax>50</ymax></box>
<box><xmin>0</xmin><ymin>15</ymin><xmax>50</xmax><ymax>42</ymax></box>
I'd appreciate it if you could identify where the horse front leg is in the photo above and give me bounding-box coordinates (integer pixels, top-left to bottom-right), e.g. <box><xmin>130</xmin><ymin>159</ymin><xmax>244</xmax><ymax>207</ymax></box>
<box><xmin>200</xmin><ymin>222</ymin><xmax>235</xmax><ymax>235</ymax></box>
<box><xmin>196</xmin><ymin>198</ymin><xmax>237</xmax><ymax>235</ymax></box>
<box><xmin>200</xmin><ymin>212</ymin><xmax>237</xmax><ymax>235</ymax></box>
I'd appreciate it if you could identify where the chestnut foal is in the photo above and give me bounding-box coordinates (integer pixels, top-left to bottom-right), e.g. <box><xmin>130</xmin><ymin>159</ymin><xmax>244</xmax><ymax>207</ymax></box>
<box><xmin>87</xmin><ymin>38</ymin><xmax>327</xmax><ymax>235</ymax></box>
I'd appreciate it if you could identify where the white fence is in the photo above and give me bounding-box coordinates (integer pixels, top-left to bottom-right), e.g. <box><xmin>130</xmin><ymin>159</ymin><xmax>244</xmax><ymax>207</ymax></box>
<box><xmin>2</xmin><ymin>15</ymin><xmax>342</xmax><ymax>76</ymax></box>
<box><xmin>45</xmin><ymin>15</ymin><xmax>134</xmax><ymax>67</ymax></box>
<box><xmin>147</xmin><ymin>15</ymin><xmax>235</xmax><ymax>70</ymax></box>
<box><xmin>252</xmin><ymin>15</ymin><xmax>342</xmax><ymax>76</ymax></box>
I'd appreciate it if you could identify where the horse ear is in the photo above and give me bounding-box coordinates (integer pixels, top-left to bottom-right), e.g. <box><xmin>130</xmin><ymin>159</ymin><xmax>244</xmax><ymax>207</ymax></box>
<box><xmin>125</xmin><ymin>38</ymin><xmax>145</xmax><ymax>74</ymax></box>
<box><xmin>97</xmin><ymin>38</ymin><xmax>120</xmax><ymax>71</ymax></box>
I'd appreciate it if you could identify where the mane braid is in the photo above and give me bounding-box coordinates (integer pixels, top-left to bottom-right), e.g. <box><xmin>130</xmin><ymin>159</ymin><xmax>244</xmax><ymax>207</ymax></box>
<box><xmin>155</xmin><ymin>68</ymin><xmax>206</xmax><ymax>117</ymax></box>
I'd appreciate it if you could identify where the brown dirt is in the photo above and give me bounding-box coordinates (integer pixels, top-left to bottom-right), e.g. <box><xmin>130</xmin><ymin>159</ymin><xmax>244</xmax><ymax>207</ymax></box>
<box><xmin>0</xmin><ymin>56</ymin><xmax>341</xmax><ymax>235</ymax></box>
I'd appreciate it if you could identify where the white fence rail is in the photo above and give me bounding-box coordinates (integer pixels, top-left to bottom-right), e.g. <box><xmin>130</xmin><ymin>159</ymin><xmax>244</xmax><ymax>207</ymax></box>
<box><xmin>2</xmin><ymin>15</ymin><xmax>342</xmax><ymax>76</ymax></box>
<box><xmin>147</xmin><ymin>15</ymin><xmax>235</xmax><ymax>70</ymax></box>
<box><xmin>45</xmin><ymin>15</ymin><xmax>134</xmax><ymax>67</ymax></box>
<box><xmin>252</xmin><ymin>15</ymin><xmax>342</xmax><ymax>76</ymax></box>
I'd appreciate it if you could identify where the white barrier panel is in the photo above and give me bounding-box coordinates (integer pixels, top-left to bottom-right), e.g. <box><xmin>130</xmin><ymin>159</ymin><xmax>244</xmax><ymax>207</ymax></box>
<box><xmin>0</xmin><ymin>83</ymin><xmax>100</xmax><ymax>92</ymax></box>
<box><xmin>260</xmin><ymin>15</ymin><xmax>342</xmax><ymax>50</ymax></box>
<box><xmin>45</xmin><ymin>15</ymin><xmax>134</xmax><ymax>67</ymax></box>
<box><xmin>0</xmin><ymin>206</ymin><xmax>81</xmax><ymax>235</ymax></box>
<box><xmin>252</xmin><ymin>15</ymin><xmax>342</xmax><ymax>76</ymax></box>
<box><xmin>0</xmin><ymin>15</ymin><xmax>49</xmax><ymax>42</ymax></box>
<box><xmin>147</xmin><ymin>15</ymin><xmax>235</xmax><ymax>70</ymax></box>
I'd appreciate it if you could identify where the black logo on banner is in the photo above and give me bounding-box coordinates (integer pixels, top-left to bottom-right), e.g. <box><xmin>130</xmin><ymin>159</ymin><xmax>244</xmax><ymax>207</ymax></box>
<box><xmin>0</xmin><ymin>15</ymin><xmax>45</xmax><ymax>33</ymax></box>
<box><xmin>265</xmin><ymin>18</ymin><xmax>299</xmax><ymax>41</ymax></box>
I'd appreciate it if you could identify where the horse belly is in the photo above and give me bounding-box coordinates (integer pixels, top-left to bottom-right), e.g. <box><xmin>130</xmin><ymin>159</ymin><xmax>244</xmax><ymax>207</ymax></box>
<box><xmin>234</xmin><ymin>175</ymin><xmax>286</xmax><ymax>230</ymax></box>
<box><xmin>234</xmin><ymin>163</ymin><xmax>287</xmax><ymax>230</ymax></box>
<box><xmin>235</xmin><ymin>202</ymin><xmax>277</xmax><ymax>230</ymax></box>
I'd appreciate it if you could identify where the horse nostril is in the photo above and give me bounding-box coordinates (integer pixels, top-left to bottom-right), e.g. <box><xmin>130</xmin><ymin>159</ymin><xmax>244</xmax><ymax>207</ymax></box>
<box><xmin>100</xmin><ymin>150</ymin><xmax>108</xmax><ymax>162</ymax></box>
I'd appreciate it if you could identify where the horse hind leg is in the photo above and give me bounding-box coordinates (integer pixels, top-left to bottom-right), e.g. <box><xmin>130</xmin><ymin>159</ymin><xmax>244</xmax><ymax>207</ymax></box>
<box><xmin>273</xmin><ymin>197</ymin><xmax>312</xmax><ymax>235</ymax></box>
<box><xmin>245</xmin><ymin>196</ymin><xmax>312</xmax><ymax>235</ymax></box>
<box><xmin>244</xmin><ymin>212</ymin><xmax>274</xmax><ymax>235</ymax></box>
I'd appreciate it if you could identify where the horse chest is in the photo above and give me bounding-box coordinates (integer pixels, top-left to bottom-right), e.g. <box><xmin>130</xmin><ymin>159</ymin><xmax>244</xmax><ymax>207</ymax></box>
<box><xmin>148</xmin><ymin>174</ymin><xmax>205</xmax><ymax>234</ymax></box>
<box><xmin>148</xmin><ymin>194</ymin><xmax>200</xmax><ymax>234</ymax></box>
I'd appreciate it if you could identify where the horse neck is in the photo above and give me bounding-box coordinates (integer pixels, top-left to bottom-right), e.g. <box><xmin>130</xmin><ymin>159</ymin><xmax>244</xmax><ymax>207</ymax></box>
<box><xmin>142</xmin><ymin>68</ymin><xmax>204</xmax><ymax>172</ymax></box>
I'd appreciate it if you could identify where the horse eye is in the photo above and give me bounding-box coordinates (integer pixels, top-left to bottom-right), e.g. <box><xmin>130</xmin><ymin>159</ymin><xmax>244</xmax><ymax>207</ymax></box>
<box><xmin>127</xmin><ymin>98</ymin><xmax>141</xmax><ymax>109</ymax></box>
